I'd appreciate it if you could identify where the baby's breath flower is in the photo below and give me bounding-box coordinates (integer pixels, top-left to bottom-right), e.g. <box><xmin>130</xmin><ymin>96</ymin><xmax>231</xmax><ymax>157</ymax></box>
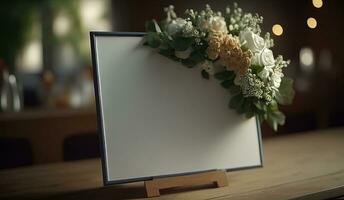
<box><xmin>275</xmin><ymin>55</ymin><xmax>290</xmax><ymax>68</ymax></box>
<box><xmin>185</xmin><ymin>9</ymin><xmax>195</xmax><ymax>18</ymax></box>
<box><xmin>240</xmin><ymin>69</ymin><xmax>264</xmax><ymax>99</ymax></box>
<box><xmin>225</xmin><ymin>7</ymin><xmax>230</xmax><ymax>14</ymax></box>
<box><xmin>224</xmin><ymin>3</ymin><xmax>263</xmax><ymax>35</ymax></box>
<box><xmin>195</xmin><ymin>37</ymin><xmax>201</xmax><ymax>44</ymax></box>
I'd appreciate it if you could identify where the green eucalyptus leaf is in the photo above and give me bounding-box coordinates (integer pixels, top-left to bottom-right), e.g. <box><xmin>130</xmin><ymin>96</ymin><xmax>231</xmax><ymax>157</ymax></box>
<box><xmin>172</xmin><ymin>36</ymin><xmax>193</xmax><ymax>51</ymax></box>
<box><xmin>251</xmin><ymin>65</ymin><xmax>264</xmax><ymax>74</ymax></box>
<box><xmin>189</xmin><ymin>50</ymin><xmax>204</xmax><ymax>63</ymax></box>
<box><xmin>221</xmin><ymin>80</ymin><xmax>233</xmax><ymax>89</ymax></box>
<box><xmin>145</xmin><ymin>20</ymin><xmax>162</xmax><ymax>33</ymax></box>
<box><xmin>254</xmin><ymin>101</ymin><xmax>267</xmax><ymax>112</ymax></box>
<box><xmin>160</xmin><ymin>31</ymin><xmax>173</xmax><ymax>48</ymax></box>
<box><xmin>145</xmin><ymin>20</ymin><xmax>156</xmax><ymax>32</ymax></box>
<box><xmin>267</xmin><ymin>117</ymin><xmax>278</xmax><ymax>132</ymax></box>
<box><xmin>276</xmin><ymin>77</ymin><xmax>295</xmax><ymax>105</ymax></box>
<box><xmin>245</xmin><ymin>110</ymin><xmax>255</xmax><ymax>118</ymax></box>
<box><xmin>201</xmin><ymin>70</ymin><xmax>210</xmax><ymax>79</ymax></box>
<box><xmin>238</xmin><ymin>99</ymin><xmax>254</xmax><ymax>115</ymax></box>
<box><xmin>159</xmin><ymin>48</ymin><xmax>174</xmax><ymax>57</ymax></box>
<box><xmin>270</xmin><ymin>110</ymin><xmax>286</xmax><ymax>125</ymax></box>
<box><xmin>244</xmin><ymin>100</ymin><xmax>253</xmax><ymax>114</ymax></box>
<box><xmin>229</xmin><ymin>94</ymin><xmax>244</xmax><ymax>110</ymax></box>
<box><xmin>268</xmin><ymin>100</ymin><xmax>279</xmax><ymax>112</ymax></box>
<box><xmin>153</xmin><ymin>20</ymin><xmax>162</xmax><ymax>33</ymax></box>
<box><xmin>229</xmin><ymin>85</ymin><xmax>241</xmax><ymax>95</ymax></box>
<box><xmin>146</xmin><ymin>32</ymin><xmax>161</xmax><ymax>48</ymax></box>
<box><xmin>237</xmin><ymin>99</ymin><xmax>248</xmax><ymax>114</ymax></box>
<box><xmin>214</xmin><ymin>71</ymin><xmax>235</xmax><ymax>81</ymax></box>
<box><xmin>182</xmin><ymin>59</ymin><xmax>196</xmax><ymax>68</ymax></box>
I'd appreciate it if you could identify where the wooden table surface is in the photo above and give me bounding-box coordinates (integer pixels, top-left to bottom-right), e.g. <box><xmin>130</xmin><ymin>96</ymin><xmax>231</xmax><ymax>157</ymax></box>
<box><xmin>1</xmin><ymin>128</ymin><xmax>344</xmax><ymax>200</ymax></box>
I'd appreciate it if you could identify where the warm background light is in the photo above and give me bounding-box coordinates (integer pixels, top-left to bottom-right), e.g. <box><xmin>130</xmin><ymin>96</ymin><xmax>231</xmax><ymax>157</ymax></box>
<box><xmin>272</xmin><ymin>24</ymin><xmax>283</xmax><ymax>36</ymax></box>
<box><xmin>307</xmin><ymin>17</ymin><xmax>317</xmax><ymax>29</ymax></box>
<box><xmin>312</xmin><ymin>0</ymin><xmax>323</xmax><ymax>8</ymax></box>
<box><xmin>300</xmin><ymin>47</ymin><xmax>314</xmax><ymax>68</ymax></box>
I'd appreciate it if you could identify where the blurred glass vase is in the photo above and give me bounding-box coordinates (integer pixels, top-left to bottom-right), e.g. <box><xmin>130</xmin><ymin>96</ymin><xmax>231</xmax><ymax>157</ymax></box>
<box><xmin>1</xmin><ymin>70</ymin><xmax>22</xmax><ymax>112</ymax></box>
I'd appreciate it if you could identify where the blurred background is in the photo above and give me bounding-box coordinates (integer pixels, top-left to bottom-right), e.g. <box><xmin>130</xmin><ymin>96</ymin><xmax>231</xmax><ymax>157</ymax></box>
<box><xmin>0</xmin><ymin>0</ymin><xmax>343</xmax><ymax>169</ymax></box>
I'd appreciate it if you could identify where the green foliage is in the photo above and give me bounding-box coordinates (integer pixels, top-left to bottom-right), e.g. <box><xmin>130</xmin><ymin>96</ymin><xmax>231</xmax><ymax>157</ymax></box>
<box><xmin>159</xmin><ymin>48</ymin><xmax>174</xmax><ymax>57</ymax></box>
<box><xmin>214</xmin><ymin>71</ymin><xmax>235</xmax><ymax>81</ymax></box>
<box><xmin>216</xmin><ymin>71</ymin><xmax>236</xmax><ymax>89</ymax></box>
<box><xmin>219</xmin><ymin>72</ymin><xmax>291</xmax><ymax>132</ymax></box>
<box><xmin>179</xmin><ymin>50</ymin><xmax>206</xmax><ymax>68</ymax></box>
<box><xmin>171</xmin><ymin>36</ymin><xmax>193</xmax><ymax>51</ymax></box>
<box><xmin>201</xmin><ymin>70</ymin><xmax>210</xmax><ymax>79</ymax></box>
<box><xmin>158</xmin><ymin>31</ymin><xmax>173</xmax><ymax>50</ymax></box>
<box><xmin>145</xmin><ymin>20</ymin><xmax>162</xmax><ymax>33</ymax></box>
<box><xmin>229</xmin><ymin>85</ymin><xmax>241</xmax><ymax>95</ymax></box>
<box><xmin>244</xmin><ymin>105</ymin><xmax>255</xmax><ymax>118</ymax></box>
<box><xmin>229</xmin><ymin>94</ymin><xmax>255</xmax><ymax>117</ymax></box>
<box><xmin>267</xmin><ymin>109</ymin><xmax>286</xmax><ymax>132</ymax></box>
<box><xmin>220</xmin><ymin>80</ymin><xmax>232</xmax><ymax>89</ymax></box>
<box><xmin>145</xmin><ymin>21</ymin><xmax>156</xmax><ymax>32</ymax></box>
<box><xmin>229</xmin><ymin>94</ymin><xmax>244</xmax><ymax>110</ymax></box>
<box><xmin>182</xmin><ymin>59</ymin><xmax>195</xmax><ymax>68</ymax></box>
<box><xmin>189</xmin><ymin>50</ymin><xmax>204</xmax><ymax>63</ymax></box>
<box><xmin>146</xmin><ymin>32</ymin><xmax>161</xmax><ymax>48</ymax></box>
<box><xmin>253</xmin><ymin>100</ymin><xmax>286</xmax><ymax>131</ymax></box>
<box><xmin>276</xmin><ymin>77</ymin><xmax>295</xmax><ymax>105</ymax></box>
<box><xmin>251</xmin><ymin>65</ymin><xmax>264</xmax><ymax>74</ymax></box>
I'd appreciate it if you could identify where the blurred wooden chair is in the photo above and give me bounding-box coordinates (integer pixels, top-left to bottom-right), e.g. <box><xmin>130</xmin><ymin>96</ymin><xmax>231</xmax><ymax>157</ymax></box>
<box><xmin>63</xmin><ymin>133</ymin><xmax>100</xmax><ymax>161</ymax></box>
<box><xmin>0</xmin><ymin>138</ymin><xmax>33</xmax><ymax>169</ymax></box>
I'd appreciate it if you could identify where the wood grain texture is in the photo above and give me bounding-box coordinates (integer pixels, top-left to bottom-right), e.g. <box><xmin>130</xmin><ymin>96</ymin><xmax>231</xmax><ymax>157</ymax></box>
<box><xmin>144</xmin><ymin>170</ymin><xmax>228</xmax><ymax>197</ymax></box>
<box><xmin>0</xmin><ymin>128</ymin><xmax>344</xmax><ymax>200</ymax></box>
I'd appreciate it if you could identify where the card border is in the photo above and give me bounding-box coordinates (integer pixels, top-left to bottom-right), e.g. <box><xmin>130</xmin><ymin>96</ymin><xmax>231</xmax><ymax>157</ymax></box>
<box><xmin>90</xmin><ymin>31</ymin><xmax>263</xmax><ymax>186</ymax></box>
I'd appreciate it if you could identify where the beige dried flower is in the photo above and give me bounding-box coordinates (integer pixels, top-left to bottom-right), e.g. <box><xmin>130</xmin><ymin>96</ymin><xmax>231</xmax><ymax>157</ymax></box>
<box><xmin>219</xmin><ymin>35</ymin><xmax>251</xmax><ymax>75</ymax></box>
<box><xmin>206</xmin><ymin>32</ymin><xmax>251</xmax><ymax>75</ymax></box>
<box><xmin>206</xmin><ymin>32</ymin><xmax>224</xmax><ymax>60</ymax></box>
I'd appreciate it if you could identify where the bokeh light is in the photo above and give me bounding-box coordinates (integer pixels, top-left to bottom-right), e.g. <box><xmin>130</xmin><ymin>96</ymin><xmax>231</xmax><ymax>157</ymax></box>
<box><xmin>307</xmin><ymin>17</ymin><xmax>317</xmax><ymax>29</ymax></box>
<box><xmin>312</xmin><ymin>0</ymin><xmax>323</xmax><ymax>8</ymax></box>
<box><xmin>272</xmin><ymin>24</ymin><xmax>283</xmax><ymax>36</ymax></box>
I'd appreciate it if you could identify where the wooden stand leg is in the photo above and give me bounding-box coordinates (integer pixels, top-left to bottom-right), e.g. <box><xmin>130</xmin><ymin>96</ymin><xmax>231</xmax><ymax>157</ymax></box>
<box><xmin>144</xmin><ymin>170</ymin><xmax>228</xmax><ymax>197</ymax></box>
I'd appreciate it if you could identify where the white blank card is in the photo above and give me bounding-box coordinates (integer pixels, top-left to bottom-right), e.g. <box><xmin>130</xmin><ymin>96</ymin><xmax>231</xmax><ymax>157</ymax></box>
<box><xmin>90</xmin><ymin>32</ymin><xmax>263</xmax><ymax>184</ymax></box>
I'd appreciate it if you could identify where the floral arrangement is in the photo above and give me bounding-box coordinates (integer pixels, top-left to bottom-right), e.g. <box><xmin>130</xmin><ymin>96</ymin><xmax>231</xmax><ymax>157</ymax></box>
<box><xmin>144</xmin><ymin>3</ymin><xmax>295</xmax><ymax>131</ymax></box>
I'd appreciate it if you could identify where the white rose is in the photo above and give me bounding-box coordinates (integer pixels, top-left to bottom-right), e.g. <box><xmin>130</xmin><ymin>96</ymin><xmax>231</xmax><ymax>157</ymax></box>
<box><xmin>198</xmin><ymin>60</ymin><xmax>215</xmax><ymax>75</ymax></box>
<box><xmin>199</xmin><ymin>16</ymin><xmax>227</xmax><ymax>34</ymax></box>
<box><xmin>239</xmin><ymin>29</ymin><xmax>265</xmax><ymax>53</ymax></box>
<box><xmin>175</xmin><ymin>47</ymin><xmax>192</xmax><ymax>59</ymax></box>
<box><xmin>166</xmin><ymin>18</ymin><xmax>187</xmax><ymax>35</ymax></box>
<box><xmin>252</xmin><ymin>48</ymin><xmax>275</xmax><ymax>67</ymax></box>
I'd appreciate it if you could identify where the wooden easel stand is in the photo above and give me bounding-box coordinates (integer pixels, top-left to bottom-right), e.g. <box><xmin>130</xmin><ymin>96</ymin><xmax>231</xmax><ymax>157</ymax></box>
<box><xmin>144</xmin><ymin>170</ymin><xmax>228</xmax><ymax>197</ymax></box>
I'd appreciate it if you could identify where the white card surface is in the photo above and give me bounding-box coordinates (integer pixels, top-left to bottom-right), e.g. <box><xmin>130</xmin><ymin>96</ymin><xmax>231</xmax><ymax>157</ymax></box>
<box><xmin>91</xmin><ymin>33</ymin><xmax>263</xmax><ymax>184</ymax></box>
